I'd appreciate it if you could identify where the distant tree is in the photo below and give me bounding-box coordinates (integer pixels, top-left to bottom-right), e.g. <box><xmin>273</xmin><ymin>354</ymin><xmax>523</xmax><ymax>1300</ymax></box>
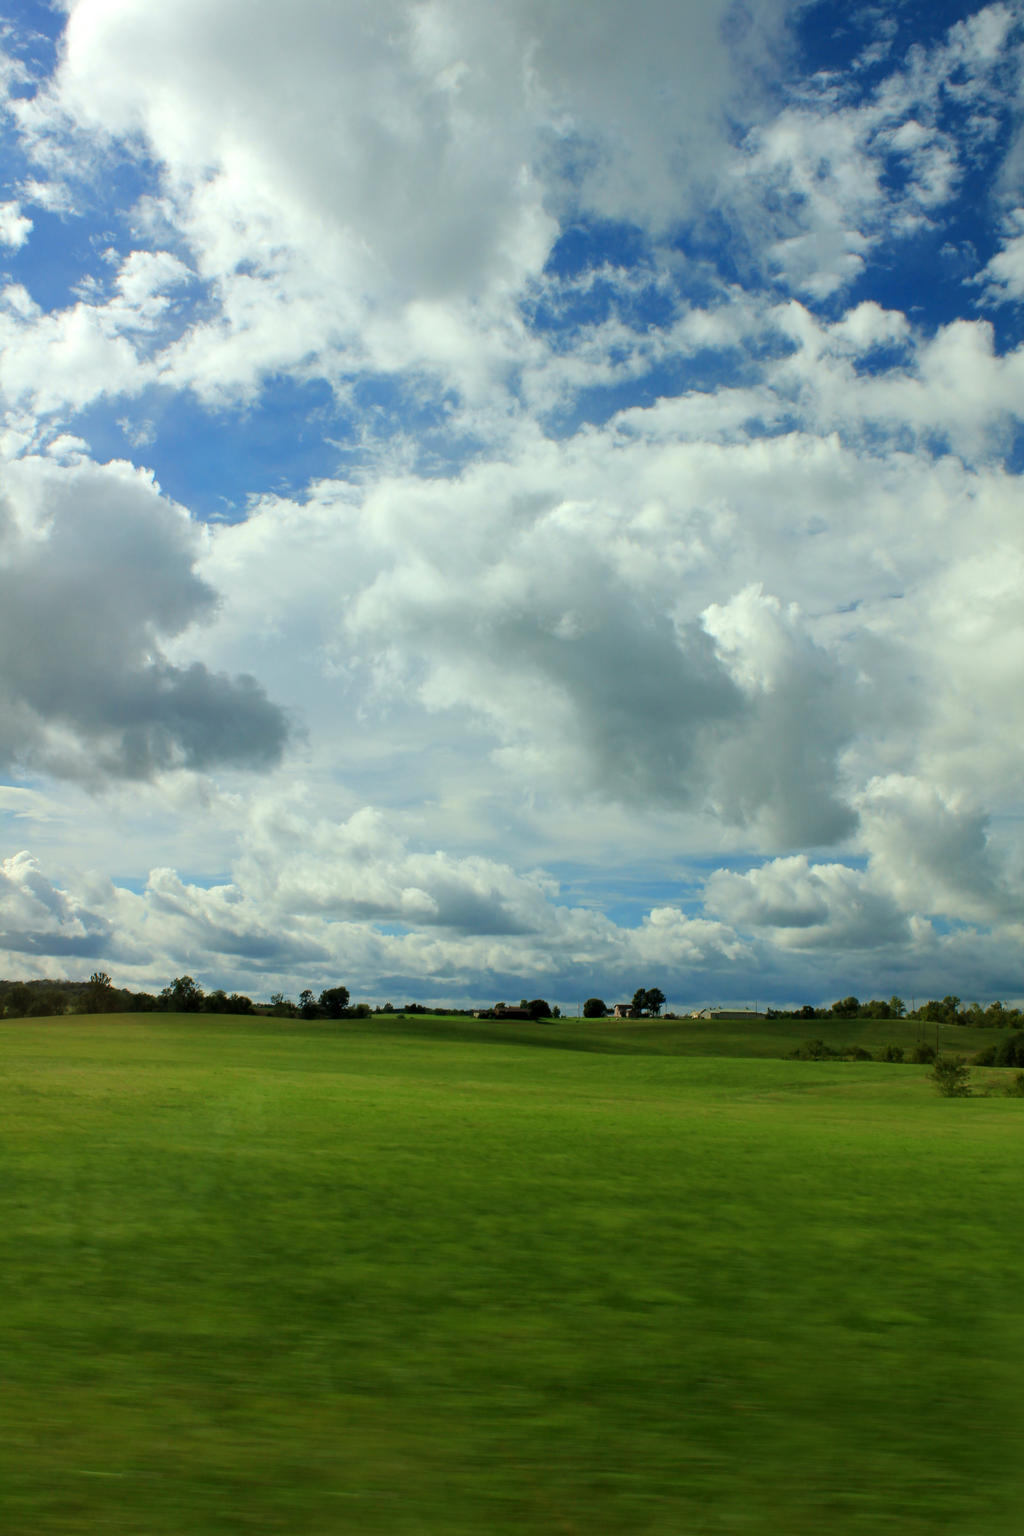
<box><xmin>789</xmin><ymin>1039</ymin><xmax>838</xmax><ymax>1060</ymax></box>
<box><xmin>87</xmin><ymin>971</ymin><xmax>114</xmax><ymax>1012</ymax></box>
<box><xmin>797</xmin><ymin>1004</ymin><xmax>817</xmax><ymax>1020</ymax></box>
<box><xmin>889</xmin><ymin>996</ymin><xmax>906</xmax><ymax>1018</ymax></box>
<box><xmin>269</xmin><ymin>992</ymin><xmax>295</xmax><ymax>1017</ymax></box>
<box><xmin>298</xmin><ymin>989</ymin><xmax>319</xmax><ymax>1020</ymax></box>
<box><xmin>831</xmin><ymin>996</ymin><xmax>860</xmax><ymax>1017</ymax></box>
<box><xmin>527</xmin><ymin>998</ymin><xmax>551</xmax><ymax>1020</ymax></box>
<box><xmin>202</xmin><ymin>989</ymin><xmax>230</xmax><ymax>1013</ymax></box>
<box><xmin>161</xmin><ymin>975</ymin><xmax>204</xmax><ymax>1012</ymax></box>
<box><xmin>919</xmin><ymin>996</ymin><xmax>963</xmax><ymax>1024</ymax></box>
<box><xmin>583</xmin><ymin>997</ymin><xmax>607</xmax><ymax>1018</ymax></box>
<box><xmin>227</xmin><ymin>993</ymin><xmax>254</xmax><ymax>1014</ymax></box>
<box><xmin>318</xmin><ymin>986</ymin><xmax>350</xmax><ymax>1018</ymax></box>
<box><xmin>643</xmin><ymin>987</ymin><xmax>666</xmax><ymax>1017</ymax></box>
<box><xmin>932</xmin><ymin>1055</ymin><xmax>971</xmax><ymax>1097</ymax></box>
<box><xmin>978</xmin><ymin>1032</ymin><xmax>1024</xmax><ymax>1068</ymax></box>
<box><xmin>632</xmin><ymin>987</ymin><xmax>648</xmax><ymax>1015</ymax></box>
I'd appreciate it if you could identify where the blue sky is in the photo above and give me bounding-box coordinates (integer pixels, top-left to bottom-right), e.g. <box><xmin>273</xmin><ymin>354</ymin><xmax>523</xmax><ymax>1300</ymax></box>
<box><xmin>1</xmin><ymin>0</ymin><xmax>1024</xmax><ymax>1008</ymax></box>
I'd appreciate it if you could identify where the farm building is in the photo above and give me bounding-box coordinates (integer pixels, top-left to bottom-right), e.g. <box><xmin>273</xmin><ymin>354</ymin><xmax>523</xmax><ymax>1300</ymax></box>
<box><xmin>613</xmin><ymin>1003</ymin><xmax>636</xmax><ymax>1018</ymax></box>
<box><xmin>690</xmin><ymin>1007</ymin><xmax>762</xmax><ymax>1021</ymax></box>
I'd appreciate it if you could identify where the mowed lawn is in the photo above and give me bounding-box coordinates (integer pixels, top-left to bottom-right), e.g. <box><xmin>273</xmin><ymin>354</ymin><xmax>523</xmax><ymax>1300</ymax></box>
<box><xmin>1</xmin><ymin>1016</ymin><xmax>1022</xmax><ymax>1534</ymax></box>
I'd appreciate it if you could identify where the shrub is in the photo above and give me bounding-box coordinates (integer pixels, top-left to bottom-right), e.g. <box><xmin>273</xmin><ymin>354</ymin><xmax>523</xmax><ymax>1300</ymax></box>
<box><xmin>879</xmin><ymin>1043</ymin><xmax>904</xmax><ymax>1063</ymax></box>
<box><xmin>1005</xmin><ymin>1072</ymin><xmax>1024</xmax><ymax>1098</ymax></box>
<box><xmin>931</xmin><ymin>1055</ymin><xmax>971</xmax><ymax>1097</ymax></box>
<box><xmin>843</xmin><ymin>1046</ymin><xmax>872</xmax><ymax>1061</ymax></box>
<box><xmin>910</xmin><ymin>1041</ymin><xmax>936</xmax><ymax>1064</ymax></box>
<box><xmin>789</xmin><ymin>1039</ymin><xmax>838</xmax><ymax>1060</ymax></box>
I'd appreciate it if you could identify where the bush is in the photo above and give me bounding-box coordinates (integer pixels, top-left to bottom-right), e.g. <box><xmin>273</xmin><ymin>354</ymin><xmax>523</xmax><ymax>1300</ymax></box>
<box><xmin>878</xmin><ymin>1043</ymin><xmax>904</xmax><ymax>1063</ymax></box>
<box><xmin>931</xmin><ymin>1055</ymin><xmax>971</xmax><ymax>1097</ymax></box>
<box><xmin>1005</xmin><ymin>1072</ymin><xmax>1024</xmax><ymax>1098</ymax></box>
<box><xmin>910</xmin><ymin>1041</ymin><xmax>936</xmax><ymax>1064</ymax></box>
<box><xmin>843</xmin><ymin>1046</ymin><xmax>872</xmax><ymax>1061</ymax></box>
<box><xmin>789</xmin><ymin>1039</ymin><xmax>838</xmax><ymax>1060</ymax></box>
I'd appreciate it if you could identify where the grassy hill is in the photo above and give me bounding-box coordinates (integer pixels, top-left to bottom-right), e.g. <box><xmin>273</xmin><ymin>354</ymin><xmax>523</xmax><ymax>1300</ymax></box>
<box><xmin>2</xmin><ymin>1013</ymin><xmax>1022</xmax><ymax>1533</ymax></box>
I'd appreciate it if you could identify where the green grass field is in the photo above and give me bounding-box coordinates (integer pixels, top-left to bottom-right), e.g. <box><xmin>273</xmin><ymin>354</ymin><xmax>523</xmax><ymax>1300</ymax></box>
<box><xmin>2</xmin><ymin>1012</ymin><xmax>1022</xmax><ymax>1534</ymax></box>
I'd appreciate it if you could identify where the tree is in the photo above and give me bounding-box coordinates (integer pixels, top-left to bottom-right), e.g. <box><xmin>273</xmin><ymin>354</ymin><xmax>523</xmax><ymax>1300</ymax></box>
<box><xmin>831</xmin><ymin>996</ymin><xmax>860</xmax><ymax>1017</ymax></box>
<box><xmin>161</xmin><ymin>975</ymin><xmax>203</xmax><ymax>1012</ymax></box>
<box><xmin>889</xmin><ymin>996</ymin><xmax>906</xmax><ymax>1018</ymax></box>
<box><xmin>643</xmin><ymin>987</ymin><xmax>666</xmax><ymax>1017</ymax></box>
<box><xmin>5</xmin><ymin>982</ymin><xmax>32</xmax><ymax>1016</ymax></box>
<box><xmin>85</xmin><ymin>971</ymin><xmax>115</xmax><ymax>1013</ymax></box>
<box><xmin>527</xmin><ymin>998</ymin><xmax>551</xmax><ymax>1020</ymax></box>
<box><xmin>931</xmin><ymin>1055</ymin><xmax>971</xmax><ymax>1097</ymax></box>
<box><xmin>583</xmin><ymin>997</ymin><xmax>607</xmax><ymax>1018</ymax></box>
<box><xmin>318</xmin><ymin>986</ymin><xmax>350</xmax><ymax>1017</ymax></box>
<box><xmin>298</xmin><ymin>989</ymin><xmax>319</xmax><ymax>1020</ymax></box>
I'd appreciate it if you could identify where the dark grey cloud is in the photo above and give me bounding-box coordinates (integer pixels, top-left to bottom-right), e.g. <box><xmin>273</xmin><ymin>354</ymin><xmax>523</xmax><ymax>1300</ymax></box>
<box><xmin>0</xmin><ymin>458</ymin><xmax>289</xmax><ymax>779</ymax></box>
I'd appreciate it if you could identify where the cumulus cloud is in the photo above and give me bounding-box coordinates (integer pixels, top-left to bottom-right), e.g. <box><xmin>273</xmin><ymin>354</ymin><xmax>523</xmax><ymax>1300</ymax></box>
<box><xmin>0</xmin><ymin>3</ymin><xmax>1022</xmax><ymax>1008</ymax></box>
<box><xmin>0</xmin><ymin>786</ymin><xmax>764</xmax><ymax>1001</ymax></box>
<box><xmin>0</xmin><ymin>850</ymin><xmax>111</xmax><ymax>957</ymax></box>
<box><xmin>0</xmin><ymin>456</ymin><xmax>289</xmax><ymax>780</ymax></box>
<box><xmin>0</xmin><ymin>0</ymin><xmax>803</xmax><ymax>410</ymax></box>
<box><xmin>857</xmin><ymin>775</ymin><xmax>1016</xmax><ymax>924</ymax></box>
<box><xmin>706</xmin><ymin>855</ymin><xmax>910</xmax><ymax>951</ymax></box>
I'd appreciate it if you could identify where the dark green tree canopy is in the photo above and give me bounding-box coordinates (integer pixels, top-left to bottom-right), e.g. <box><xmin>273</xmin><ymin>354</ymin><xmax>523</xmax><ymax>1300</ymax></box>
<box><xmin>161</xmin><ymin>975</ymin><xmax>204</xmax><ymax>1012</ymax></box>
<box><xmin>318</xmin><ymin>986</ymin><xmax>350</xmax><ymax>1017</ymax></box>
<box><xmin>632</xmin><ymin>987</ymin><xmax>666</xmax><ymax>1016</ymax></box>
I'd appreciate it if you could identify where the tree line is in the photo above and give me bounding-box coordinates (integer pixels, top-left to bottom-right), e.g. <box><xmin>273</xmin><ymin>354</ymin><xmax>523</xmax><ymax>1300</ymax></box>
<box><xmin>1</xmin><ymin>974</ymin><xmax>1022</xmax><ymax>1027</ymax></box>
<box><xmin>769</xmin><ymin>995</ymin><xmax>1024</xmax><ymax>1027</ymax></box>
<box><xmin>0</xmin><ymin>974</ymin><xmax>368</xmax><ymax>1020</ymax></box>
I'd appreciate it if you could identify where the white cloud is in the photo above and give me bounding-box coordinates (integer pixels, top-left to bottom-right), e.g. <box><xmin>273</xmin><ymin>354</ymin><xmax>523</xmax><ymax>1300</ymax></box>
<box><xmin>706</xmin><ymin>855</ymin><xmax>910</xmax><ymax>950</ymax></box>
<box><xmin>0</xmin><ymin>455</ymin><xmax>289</xmax><ymax>781</ymax></box>
<box><xmin>0</xmin><ymin>3</ymin><xmax>1023</xmax><ymax>1007</ymax></box>
<box><xmin>0</xmin><ymin>200</ymin><xmax>31</xmax><ymax>248</ymax></box>
<box><xmin>857</xmin><ymin>775</ymin><xmax>1016</xmax><ymax>925</ymax></box>
<box><xmin>0</xmin><ymin>850</ymin><xmax>112</xmax><ymax>959</ymax></box>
